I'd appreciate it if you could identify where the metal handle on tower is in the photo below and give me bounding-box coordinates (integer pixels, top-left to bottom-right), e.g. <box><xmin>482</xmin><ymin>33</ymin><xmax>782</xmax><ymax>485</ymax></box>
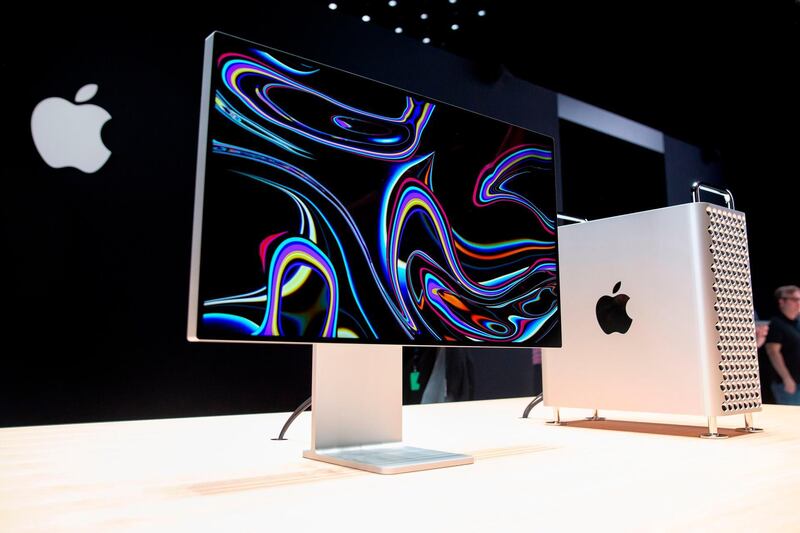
<box><xmin>556</xmin><ymin>213</ymin><xmax>589</xmax><ymax>224</ymax></box>
<box><xmin>691</xmin><ymin>181</ymin><xmax>735</xmax><ymax>210</ymax></box>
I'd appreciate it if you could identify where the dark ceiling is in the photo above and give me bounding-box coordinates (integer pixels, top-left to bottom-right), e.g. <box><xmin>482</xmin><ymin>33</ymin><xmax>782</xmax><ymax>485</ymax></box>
<box><xmin>319</xmin><ymin>0</ymin><xmax>800</xmax><ymax>311</ymax></box>
<box><xmin>321</xmin><ymin>0</ymin><xmax>799</xmax><ymax>156</ymax></box>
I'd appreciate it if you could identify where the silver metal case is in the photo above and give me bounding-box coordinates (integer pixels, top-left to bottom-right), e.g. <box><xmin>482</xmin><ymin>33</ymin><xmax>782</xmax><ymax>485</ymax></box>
<box><xmin>543</xmin><ymin>202</ymin><xmax>761</xmax><ymax>418</ymax></box>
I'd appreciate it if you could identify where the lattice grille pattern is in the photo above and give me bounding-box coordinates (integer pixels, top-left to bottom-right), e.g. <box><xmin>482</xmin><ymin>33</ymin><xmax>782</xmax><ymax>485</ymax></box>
<box><xmin>707</xmin><ymin>206</ymin><xmax>761</xmax><ymax>413</ymax></box>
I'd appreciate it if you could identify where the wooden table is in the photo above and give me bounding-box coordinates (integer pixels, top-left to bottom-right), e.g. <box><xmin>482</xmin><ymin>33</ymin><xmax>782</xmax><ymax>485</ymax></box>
<box><xmin>2</xmin><ymin>399</ymin><xmax>799</xmax><ymax>532</ymax></box>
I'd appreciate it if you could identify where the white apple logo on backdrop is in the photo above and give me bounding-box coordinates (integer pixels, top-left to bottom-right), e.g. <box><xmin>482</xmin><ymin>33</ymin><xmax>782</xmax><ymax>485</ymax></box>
<box><xmin>31</xmin><ymin>84</ymin><xmax>111</xmax><ymax>173</ymax></box>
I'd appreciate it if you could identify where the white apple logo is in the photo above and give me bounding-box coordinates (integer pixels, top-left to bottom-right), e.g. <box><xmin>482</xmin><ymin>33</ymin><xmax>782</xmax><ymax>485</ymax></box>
<box><xmin>31</xmin><ymin>84</ymin><xmax>111</xmax><ymax>173</ymax></box>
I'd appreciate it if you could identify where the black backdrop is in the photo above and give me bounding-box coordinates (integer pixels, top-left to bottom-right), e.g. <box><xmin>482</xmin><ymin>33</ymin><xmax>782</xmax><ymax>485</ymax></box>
<box><xmin>1</xmin><ymin>4</ymin><xmax>558</xmax><ymax>426</ymax></box>
<box><xmin>1</xmin><ymin>8</ymin><xmax>319</xmax><ymax>426</ymax></box>
<box><xmin>3</xmin><ymin>3</ymin><xmax>796</xmax><ymax>426</ymax></box>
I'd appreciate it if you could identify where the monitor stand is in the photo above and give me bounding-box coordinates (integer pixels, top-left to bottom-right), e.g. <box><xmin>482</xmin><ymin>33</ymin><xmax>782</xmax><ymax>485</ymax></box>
<box><xmin>303</xmin><ymin>343</ymin><xmax>474</xmax><ymax>474</ymax></box>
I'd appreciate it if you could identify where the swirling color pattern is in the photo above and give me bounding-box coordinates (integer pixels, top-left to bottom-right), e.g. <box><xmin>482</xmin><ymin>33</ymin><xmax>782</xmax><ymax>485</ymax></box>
<box><xmin>216</xmin><ymin>51</ymin><xmax>433</xmax><ymax>160</ymax></box>
<box><xmin>200</xmin><ymin>34</ymin><xmax>559</xmax><ymax>345</ymax></box>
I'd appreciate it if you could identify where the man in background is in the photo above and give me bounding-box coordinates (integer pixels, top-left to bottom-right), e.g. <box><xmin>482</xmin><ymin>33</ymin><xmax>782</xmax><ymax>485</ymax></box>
<box><xmin>765</xmin><ymin>285</ymin><xmax>800</xmax><ymax>405</ymax></box>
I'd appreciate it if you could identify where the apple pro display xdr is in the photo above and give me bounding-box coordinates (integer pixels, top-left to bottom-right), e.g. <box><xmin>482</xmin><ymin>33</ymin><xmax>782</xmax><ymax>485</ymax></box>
<box><xmin>543</xmin><ymin>202</ymin><xmax>761</xmax><ymax>423</ymax></box>
<box><xmin>188</xmin><ymin>32</ymin><xmax>561</xmax><ymax>347</ymax></box>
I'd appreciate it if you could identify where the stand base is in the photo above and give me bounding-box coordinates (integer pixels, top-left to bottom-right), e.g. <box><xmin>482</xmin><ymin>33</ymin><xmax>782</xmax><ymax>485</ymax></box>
<box><xmin>735</xmin><ymin>426</ymin><xmax>764</xmax><ymax>433</ymax></box>
<box><xmin>699</xmin><ymin>433</ymin><xmax>729</xmax><ymax>440</ymax></box>
<box><xmin>735</xmin><ymin>413</ymin><xmax>763</xmax><ymax>433</ymax></box>
<box><xmin>585</xmin><ymin>410</ymin><xmax>605</xmax><ymax>421</ymax></box>
<box><xmin>303</xmin><ymin>443</ymin><xmax>473</xmax><ymax>474</ymax></box>
<box><xmin>544</xmin><ymin>410</ymin><xmax>763</xmax><ymax>439</ymax></box>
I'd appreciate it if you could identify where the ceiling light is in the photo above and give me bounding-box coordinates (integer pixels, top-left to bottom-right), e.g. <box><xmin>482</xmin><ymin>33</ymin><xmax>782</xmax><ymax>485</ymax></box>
<box><xmin>328</xmin><ymin>2</ymin><xmax>337</xmax><ymax>9</ymax></box>
<box><xmin>388</xmin><ymin>0</ymin><xmax>397</xmax><ymax>6</ymax></box>
<box><xmin>395</xmin><ymin>27</ymin><xmax>403</xmax><ymax>34</ymax></box>
<box><xmin>362</xmin><ymin>15</ymin><xmax>371</xmax><ymax>22</ymax></box>
<box><xmin>477</xmin><ymin>9</ymin><xmax>486</xmax><ymax>16</ymax></box>
<box><xmin>420</xmin><ymin>13</ymin><xmax>428</xmax><ymax>20</ymax></box>
<box><xmin>422</xmin><ymin>37</ymin><xmax>431</xmax><ymax>44</ymax></box>
<box><xmin>451</xmin><ymin>23</ymin><xmax>459</xmax><ymax>30</ymax></box>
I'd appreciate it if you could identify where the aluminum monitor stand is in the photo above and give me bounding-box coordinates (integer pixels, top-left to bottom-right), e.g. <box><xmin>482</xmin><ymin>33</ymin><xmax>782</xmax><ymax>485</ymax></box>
<box><xmin>303</xmin><ymin>343</ymin><xmax>473</xmax><ymax>474</ymax></box>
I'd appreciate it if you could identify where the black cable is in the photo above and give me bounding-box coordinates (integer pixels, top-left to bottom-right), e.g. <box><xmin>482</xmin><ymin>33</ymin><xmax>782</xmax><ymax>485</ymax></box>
<box><xmin>272</xmin><ymin>396</ymin><xmax>312</xmax><ymax>440</ymax></box>
<box><xmin>522</xmin><ymin>393</ymin><xmax>543</xmax><ymax>419</ymax></box>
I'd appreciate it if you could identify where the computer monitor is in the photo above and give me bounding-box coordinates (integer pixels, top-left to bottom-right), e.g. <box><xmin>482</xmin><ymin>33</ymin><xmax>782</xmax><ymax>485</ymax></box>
<box><xmin>188</xmin><ymin>31</ymin><xmax>561</xmax><ymax>472</ymax></box>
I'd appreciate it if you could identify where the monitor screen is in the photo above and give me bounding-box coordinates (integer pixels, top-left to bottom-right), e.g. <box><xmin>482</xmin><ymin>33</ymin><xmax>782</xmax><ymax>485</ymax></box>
<box><xmin>188</xmin><ymin>32</ymin><xmax>561</xmax><ymax>347</ymax></box>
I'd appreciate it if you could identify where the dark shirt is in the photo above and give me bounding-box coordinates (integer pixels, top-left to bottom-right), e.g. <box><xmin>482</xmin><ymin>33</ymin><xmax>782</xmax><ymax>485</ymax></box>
<box><xmin>766</xmin><ymin>314</ymin><xmax>800</xmax><ymax>383</ymax></box>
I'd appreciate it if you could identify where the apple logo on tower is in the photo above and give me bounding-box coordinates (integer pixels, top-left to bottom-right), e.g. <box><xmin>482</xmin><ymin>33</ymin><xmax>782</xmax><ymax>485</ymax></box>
<box><xmin>596</xmin><ymin>281</ymin><xmax>633</xmax><ymax>335</ymax></box>
<box><xmin>31</xmin><ymin>84</ymin><xmax>111</xmax><ymax>174</ymax></box>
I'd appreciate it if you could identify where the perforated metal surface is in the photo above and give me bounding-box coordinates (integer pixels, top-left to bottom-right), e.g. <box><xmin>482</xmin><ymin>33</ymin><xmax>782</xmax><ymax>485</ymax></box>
<box><xmin>706</xmin><ymin>206</ymin><xmax>761</xmax><ymax>413</ymax></box>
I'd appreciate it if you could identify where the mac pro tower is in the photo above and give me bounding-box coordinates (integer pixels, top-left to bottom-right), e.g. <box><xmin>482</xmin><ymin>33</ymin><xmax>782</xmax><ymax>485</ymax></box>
<box><xmin>543</xmin><ymin>202</ymin><xmax>761</xmax><ymax>437</ymax></box>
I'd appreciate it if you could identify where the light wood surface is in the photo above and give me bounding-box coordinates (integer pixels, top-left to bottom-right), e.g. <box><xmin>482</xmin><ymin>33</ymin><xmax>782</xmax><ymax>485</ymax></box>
<box><xmin>2</xmin><ymin>400</ymin><xmax>799</xmax><ymax>532</ymax></box>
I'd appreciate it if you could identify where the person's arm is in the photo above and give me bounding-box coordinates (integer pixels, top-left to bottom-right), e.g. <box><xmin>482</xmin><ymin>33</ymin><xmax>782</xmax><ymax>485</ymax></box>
<box><xmin>755</xmin><ymin>323</ymin><xmax>769</xmax><ymax>348</ymax></box>
<box><xmin>765</xmin><ymin>342</ymin><xmax>798</xmax><ymax>394</ymax></box>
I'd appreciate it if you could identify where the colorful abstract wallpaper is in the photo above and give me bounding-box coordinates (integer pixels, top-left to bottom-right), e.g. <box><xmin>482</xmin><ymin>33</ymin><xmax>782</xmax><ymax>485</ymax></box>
<box><xmin>192</xmin><ymin>32</ymin><xmax>561</xmax><ymax>346</ymax></box>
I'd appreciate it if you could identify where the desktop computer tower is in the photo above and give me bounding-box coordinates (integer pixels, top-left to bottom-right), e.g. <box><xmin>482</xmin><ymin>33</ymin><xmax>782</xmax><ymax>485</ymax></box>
<box><xmin>543</xmin><ymin>202</ymin><xmax>761</xmax><ymax>434</ymax></box>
